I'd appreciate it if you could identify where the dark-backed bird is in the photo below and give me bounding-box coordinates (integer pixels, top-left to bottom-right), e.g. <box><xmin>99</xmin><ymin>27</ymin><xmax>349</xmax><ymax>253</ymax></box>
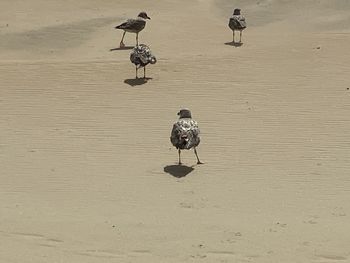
<box><xmin>115</xmin><ymin>12</ymin><xmax>150</xmax><ymax>48</ymax></box>
<box><xmin>130</xmin><ymin>44</ymin><xmax>156</xmax><ymax>78</ymax></box>
<box><xmin>170</xmin><ymin>109</ymin><xmax>203</xmax><ymax>165</ymax></box>
<box><xmin>229</xmin><ymin>8</ymin><xmax>246</xmax><ymax>43</ymax></box>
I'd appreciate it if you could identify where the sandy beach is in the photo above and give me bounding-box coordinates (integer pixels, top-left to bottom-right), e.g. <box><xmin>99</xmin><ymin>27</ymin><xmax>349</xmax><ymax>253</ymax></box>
<box><xmin>1</xmin><ymin>0</ymin><xmax>350</xmax><ymax>262</ymax></box>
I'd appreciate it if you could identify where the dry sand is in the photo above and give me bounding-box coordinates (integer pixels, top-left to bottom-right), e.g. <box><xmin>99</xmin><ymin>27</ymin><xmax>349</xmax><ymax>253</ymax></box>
<box><xmin>1</xmin><ymin>0</ymin><xmax>350</xmax><ymax>262</ymax></box>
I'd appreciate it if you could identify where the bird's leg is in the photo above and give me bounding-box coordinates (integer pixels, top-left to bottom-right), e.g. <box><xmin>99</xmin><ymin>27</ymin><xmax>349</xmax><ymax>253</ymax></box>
<box><xmin>194</xmin><ymin>147</ymin><xmax>203</xmax><ymax>164</ymax></box>
<box><xmin>240</xmin><ymin>31</ymin><xmax>242</xmax><ymax>43</ymax></box>
<box><xmin>143</xmin><ymin>67</ymin><xmax>146</xmax><ymax>78</ymax></box>
<box><xmin>120</xmin><ymin>31</ymin><xmax>126</xmax><ymax>48</ymax></box>
<box><xmin>136</xmin><ymin>33</ymin><xmax>139</xmax><ymax>46</ymax></box>
<box><xmin>233</xmin><ymin>30</ymin><xmax>235</xmax><ymax>43</ymax></box>
<box><xmin>178</xmin><ymin>149</ymin><xmax>182</xmax><ymax>165</ymax></box>
<box><xmin>135</xmin><ymin>66</ymin><xmax>138</xmax><ymax>79</ymax></box>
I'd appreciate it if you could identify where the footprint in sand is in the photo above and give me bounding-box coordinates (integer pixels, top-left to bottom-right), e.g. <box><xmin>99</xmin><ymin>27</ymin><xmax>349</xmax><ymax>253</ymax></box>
<box><xmin>180</xmin><ymin>202</ymin><xmax>194</xmax><ymax>209</ymax></box>
<box><xmin>221</xmin><ymin>231</ymin><xmax>242</xmax><ymax>244</ymax></box>
<box><xmin>190</xmin><ymin>254</ymin><xmax>207</xmax><ymax>259</ymax></box>
<box><xmin>303</xmin><ymin>215</ymin><xmax>319</xmax><ymax>224</ymax></box>
<box><xmin>332</xmin><ymin>207</ymin><xmax>346</xmax><ymax>217</ymax></box>
<box><xmin>179</xmin><ymin>199</ymin><xmax>207</xmax><ymax>209</ymax></box>
<box><xmin>268</xmin><ymin>222</ymin><xmax>288</xmax><ymax>233</ymax></box>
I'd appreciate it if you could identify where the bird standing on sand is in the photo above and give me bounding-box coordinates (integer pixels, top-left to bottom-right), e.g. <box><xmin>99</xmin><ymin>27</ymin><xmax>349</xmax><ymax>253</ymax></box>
<box><xmin>130</xmin><ymin>44</ymin><xmax>156</xmax><ymax>78</ymax></box>
<box><xmin>115</xmin><ymin>12</ymin><xmax>151</xmax><ymax>48</ymax></box>
<box><xmin>229</xmin><ymin>8</ymin><xmax>246</xmax><ymax>43</ymax></box>
<box><xmin>170</xmin><ymin>109</ymin><xmax>203</xmax><ymax>165</ymax></box>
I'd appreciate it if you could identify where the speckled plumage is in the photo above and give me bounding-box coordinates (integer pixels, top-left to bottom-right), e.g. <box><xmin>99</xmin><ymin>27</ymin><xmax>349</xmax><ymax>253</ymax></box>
<box><xmin>170</xmin><ymin>109</ymin><xmax>203</xmax><ymax>165</ymax></box>
<box><xmin>170</xmin><ymin>118</ymin><xmax>200</xmax><ymax>150</ymax></box>
<box><xmin>229</xmin><ymin>15</ymin><xmax>246</xmax><ymax>31</ymax></box>
<box><xmin>130</xmin><ymin>44</ymin><xmax>156</xmax><ymax>78</ymax></box>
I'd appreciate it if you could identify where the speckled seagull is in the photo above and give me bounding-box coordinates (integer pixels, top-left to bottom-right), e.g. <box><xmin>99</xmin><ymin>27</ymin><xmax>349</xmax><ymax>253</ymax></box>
<box><xmin>115</xmin><ymin>12</ymin><xmax>150</xmax><ymax>48</ymax></box>
<box><xmin>130</xmin><ymin>44</ymin><xmax>156</xmax><ymax>78</ymax></box>
<box><xmin>229</xmin><ymin>8</ymin><xmax>246</xmax><ymax>43</ymax></box>
<box><xmin>170</xmin><ymin>109</ymin><xmax>203</xmax><ymax>165</ymax></box>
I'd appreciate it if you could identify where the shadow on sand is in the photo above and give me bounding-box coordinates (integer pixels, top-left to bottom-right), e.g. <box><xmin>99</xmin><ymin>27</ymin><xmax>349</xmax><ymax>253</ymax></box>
<box><xmin>124</xmin><ymin>77</ymin><xmax>152</xmax><ymax>86</ymax></box>
<box><xmin>225</xmin><ymin>41</ymin><xmax>243</xmax><ymax>47</ymax></box>
<box><xmin>110</xmin><ymin>46</ymin><xmax>134</xmax><ymax>51</ymax></box>
<box><xmin>164</xmin><ymin>165</ymin><xmax>194</xmax><ymax>178</ymax></box>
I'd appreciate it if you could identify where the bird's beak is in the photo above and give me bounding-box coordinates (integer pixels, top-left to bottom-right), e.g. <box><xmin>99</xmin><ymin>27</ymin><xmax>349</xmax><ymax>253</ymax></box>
<box><xmin>177</xmin><ymin>112</ymin><xmax>180</xmax><ymax>115</ymax></box>
<box><xmin>146</xmin><ymin>16</ymin><xmax>151</xmax><ymax>20</ymax></box>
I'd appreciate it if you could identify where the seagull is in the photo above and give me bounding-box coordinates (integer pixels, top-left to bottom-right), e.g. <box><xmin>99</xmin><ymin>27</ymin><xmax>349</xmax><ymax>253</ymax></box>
<box><xmin>115</xmin><ymin>12</ymin><xmax>150</xmax><ymax>48</ymax></box>
<box><xmin>170</xmin><ymin>109</ymin><xmax>203</xmax><ymax>165</ymax></box>
<box><xmin>228</xmin><ymin>8</ymin><xmax>246</xmax><ymax>43</ymax></box>
<box><xmin>130</xmin><ymin>44</ymin><xmax>156</xmax><ymax>78</ymax></box>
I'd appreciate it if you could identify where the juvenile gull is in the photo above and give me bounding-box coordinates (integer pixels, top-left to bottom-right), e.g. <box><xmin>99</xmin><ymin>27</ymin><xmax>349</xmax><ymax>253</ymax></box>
<box><xmin>170</xmin><ymin>109</ymin><xmax>203</xmax><ymax>165</ymax></box>
<box><xmin>115</xmin><ymin>12</ymin><xmax>150</xmax><ymax>48</ymax></box>
<box><xmin>130</xmin><ymin>44</ymin><xmax>156</xmax><ymax>78</ymax></box>
<box><xmin>229</xmin><ymin>8</ymin><xmax>246</xmax><ymax>43</ymax></box>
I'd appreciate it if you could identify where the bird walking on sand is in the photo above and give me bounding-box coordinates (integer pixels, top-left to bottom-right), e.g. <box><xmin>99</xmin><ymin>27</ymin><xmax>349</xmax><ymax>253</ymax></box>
<box><xmin>130</xmin><ymin>44</ymin><xmax>156</xmax><ymax>78</ymax></box>
<box><xmin>170</xmin><ymin>109</ymin><xmax>203</xmax><ymax>165</ymax></box>
<box><xmin>115</xmin><ymin>12</ymin><xmax>150</xmax><ymax>48</ymax></box>
<box><xmin>229</xmin><ymin>8</ymin><xmax>246</xmax><ymax>43</ymax></box>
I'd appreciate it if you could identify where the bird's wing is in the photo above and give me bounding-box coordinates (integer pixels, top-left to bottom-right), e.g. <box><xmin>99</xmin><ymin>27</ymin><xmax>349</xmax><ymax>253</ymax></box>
<box><xmin>115</xmin><ymin>19</ymin><xmax>145</xmax><ymax>31</ymax></box>
<box><xmin>130</xmin><ymin>50</ymin><xmax>139</xmax><ymax>65</ymax></box>
<box><xmin>189</xmin><ymin>120</ymin><xmax>200</xmax><ymax>136</ymax></box>
<box><xmin>115</xmin><ymin>21</ymin><xmax>128</xmax><ymax>29</ymax></box>
<box><xmin>239</xmin><ymin>15</ymin><xmax>246</xmax><ymax>21</ymax></box>
<box><xmin>186</xmin><ymin>120</ymin><xmax>200</xmax><ymax>142</ymax></box>
<box><xmin>229</xmin><ymin>16</ymin><xmax>246</xmax><ymax>29</ymax></box>
<box><xmin>115</xmin><ymin>18</ymin><xmax>136</xmax><ymax>29</ymax></box>
<box><xmin>183</xmin><ymin>120</ymin><xmax>200</xmax><ymax>149</ymax></box>
<box><xmin>170</xmin><ymin>122</ymin><xmax>182</xmax><ymax>147</ymax></box>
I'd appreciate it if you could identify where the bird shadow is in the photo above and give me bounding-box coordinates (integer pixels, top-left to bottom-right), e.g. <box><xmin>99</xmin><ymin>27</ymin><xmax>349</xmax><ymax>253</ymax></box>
<box><xmin>225</xmin><ymin>41</ymin><xmax>243</xmax><ymax>47</ymax></box>
<box><xmin>164</xmin><ymin>165</ymin><xmax>194</xmax><ymax>178</ymax></box>
<box><xmin>124</xmin><ymin>77</ymin><xmax>152</xmax><ymax>86</ymax></box>
<box><xmin>110</xmin><ymin>46</ymin><xmax>134</xmax><ymax>51</ymax></box>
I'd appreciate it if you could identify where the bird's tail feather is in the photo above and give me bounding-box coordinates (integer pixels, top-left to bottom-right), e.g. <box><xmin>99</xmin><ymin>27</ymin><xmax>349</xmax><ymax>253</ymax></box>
<box><xmin>179</xmin><ymin>132</ymin><xmax>190</xmax><ymax>148</ymax></box>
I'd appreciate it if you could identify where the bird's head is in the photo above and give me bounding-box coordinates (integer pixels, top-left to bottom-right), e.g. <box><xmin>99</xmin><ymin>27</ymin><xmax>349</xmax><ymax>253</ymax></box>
<box><xmin>138</xmin><ymin>12</ymin><xmax>151</xmax><ymax>20</ymax></box>
<box><xmin>149</xmin><ymin>56</ymin><xmax>157</xmax><ymax>64</ymax></box>
<box><xmin>233</xmin><ymin>8</ymin><xmax>241</xmax><ymax>15</ymax></box>
<box><xmin>177</xmin><ymin>108</ymin><xmax>192</xmax><ymax>119</ymax></box>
